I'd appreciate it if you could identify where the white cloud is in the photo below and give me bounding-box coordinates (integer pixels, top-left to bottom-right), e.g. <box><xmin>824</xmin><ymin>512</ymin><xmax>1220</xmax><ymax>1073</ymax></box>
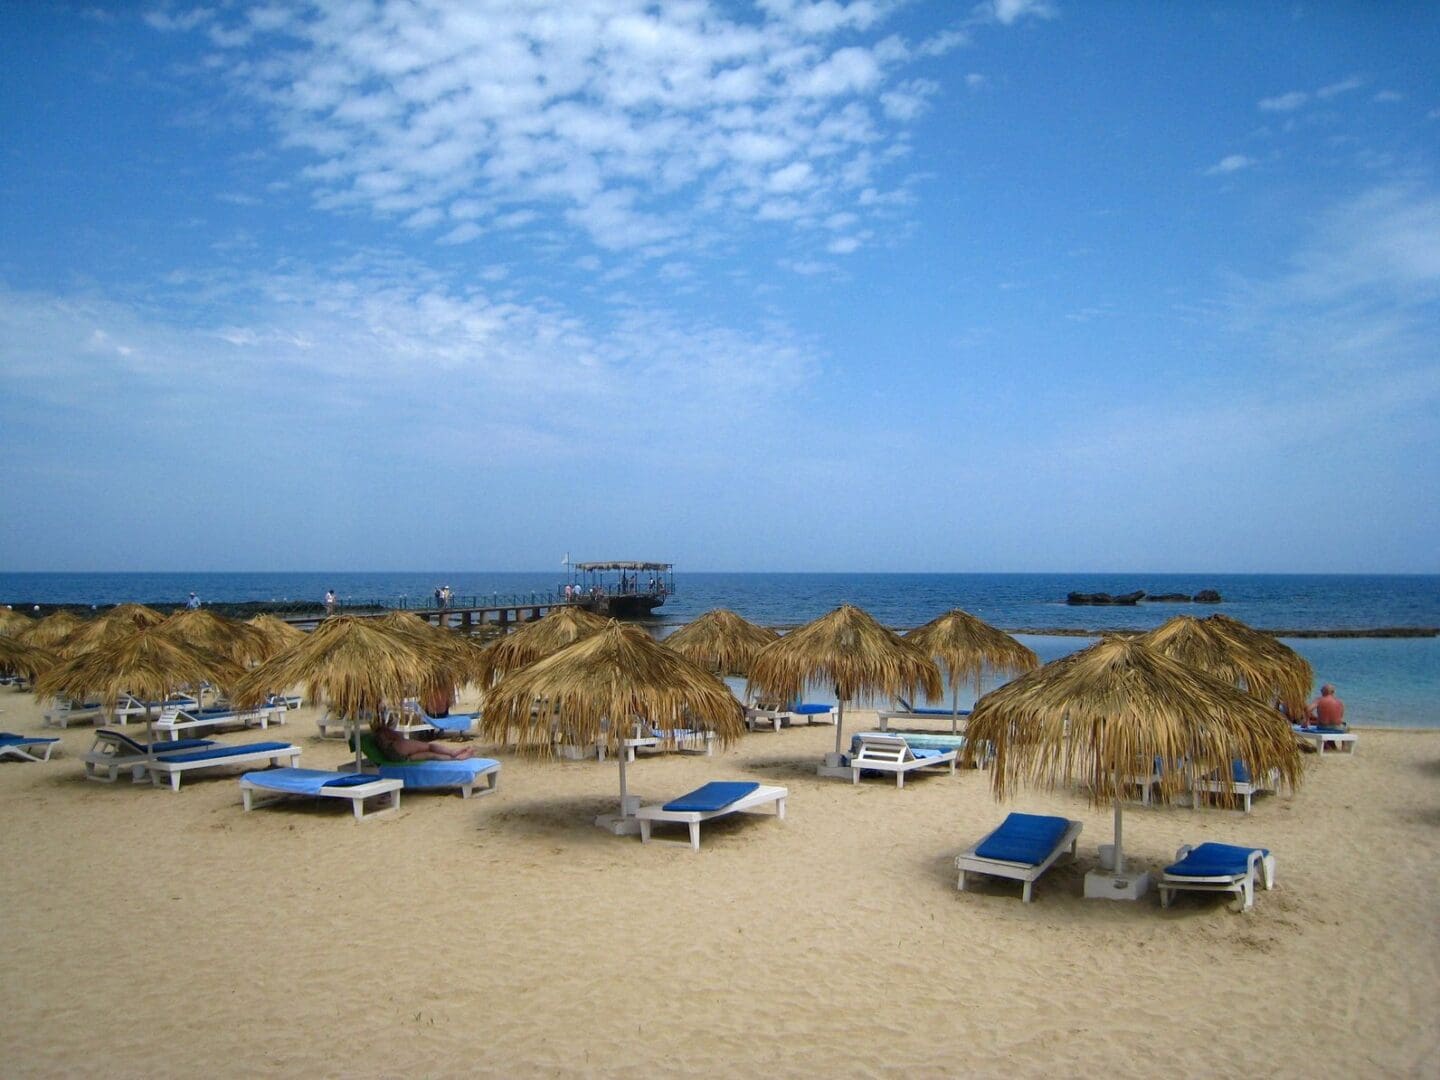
<box><xmin>1372</xmin><ymin>90</ymin><xmax>1404</xmax><ymax>104</ymax></box>
<box><xmin>1317</xmin><ymin>76</ymin><xmax>1363</xmax><ymax>99</ymax></box>
<box><xmin>1204</xmin><ymin>154</ymin><xmax>1255</xmax><ymax>176</ymax></box>
<box><xmin>965</xmin><ymin>72</ymin><xmax>986</xmax><ymax>89</ymax></box>
<box><xmin>1259</xmin><ymin>90</ymin><xmax>1308</xmax><ymax>112</ymax></box>
<box><xmin>988</xmin><ymin>0</ymin><xmax>1056</xmax><ymax>26</ymax></box>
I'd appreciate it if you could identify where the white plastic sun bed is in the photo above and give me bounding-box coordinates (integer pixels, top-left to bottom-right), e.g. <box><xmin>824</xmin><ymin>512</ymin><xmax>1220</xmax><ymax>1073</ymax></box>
<box><xmin>83</xmin><ymin>729</ymin><xmax>221</xmax><ymax>783</ymax></box>
<box><xmin>1158</xmin><ymin>842</ymin><xmax>1275</xmax><ymax>913</ymax></box>
<box><xmin>152</xmin><ymin>702</ymin><xmax>286</xmax><ymax>741</ymax></box>
<box><xmin>635</xmin><ymin>782</ymin><xmax>788</xmax><ymax>851</ymax></box>
<box><xmin>239</xmin><ymin>768</ymin><xmax>403</xmax><ymax>821</ymax></box>
<box><xmin>848</xmin><ymin>732</ymin><xmax>957</xmax><ymax>787</ymax></box>
<box><xmin>1292</xmin><ymin>725</ymin><xmax>1357</xmax><ymax>755</ymax></box>
<box><xmin>145</xmin><ymin>740</ymin><xmax>302</xmax><ymax>791</ymax></box>
<box><xmin>956</xmin><ymin>813</ymin><xmax>1083</xmax><ymax>903</ymax></box>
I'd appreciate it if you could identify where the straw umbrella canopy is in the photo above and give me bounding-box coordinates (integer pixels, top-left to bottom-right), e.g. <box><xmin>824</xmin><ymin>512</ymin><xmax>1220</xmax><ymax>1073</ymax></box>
<box><xmin>231</xmin><ymin>615</ymin><xmax>455</xmax><ymax>770</ymax></box>
<box><xmin>748</xmin><ymin>604</ymin><xmax>943</xmax><ymax>758</ymax></box>
<box><xmin>1204</xmin><ymin>614</ymin><xmax>1314</xmax><ymax>715</ymax></box>
<box><xmin>964</xmin><ymin>636</ymin><xmax>1303</xmax><ymax>878</ymax></box>
<box><xmin>17</xmin><ymin>610</ymin><xmax>86</xmax><ymax>650</ymax></box>
<box><xmin>0</xmin><ymin>636</ymin><xmax>57</xmax><ymax>683</ymax></box>
<box><xmin>0</xmin><ymin>608</ymin><xmax>33</xmax><ymax>636</ymax></box>
<box><xmin>58</xmin><ymin>604</ymin><xmax>167</xmax><ymax>657</ymax></box>
<box><xmin>662</xmin><ymin>609</ymin><xmax>779</xmax><ymax>677</ymax></box>
<box><xmin>1138</xmin><ymin>615</ymin><xmax>1312</xmax><ymax>717</ymax></box>
<box><xmin>158</xmin><ymin>608</ymin><xmax>271</xmax><ymax>666</ymax></box>
<box><xmin>481</xmin><ymin>621</ymin><xmax>746</xmax><ymax>822</ymax></box>
<box><xmin>372</xmin><ymin>611</ymin><xmax>487</xmax><ymax>706</ymax></box>
<box><xmin>474</xmin><ymin>605</ymin><xmax>608</xmax><ymax>687</ymax></box>
<box><xmin>34</xmin><ymin>626</ymin><xmax>245</xmax><ymax>759</ymax></box>
<box><xmin>904</xmin><ymin>609</ymin><xmax>1039</xmax><ymax>734</ymax></box>
<box><xmin>245</xmin><ymin>614</ymin><xmax>306</xmax><ymax>661</ymax></box>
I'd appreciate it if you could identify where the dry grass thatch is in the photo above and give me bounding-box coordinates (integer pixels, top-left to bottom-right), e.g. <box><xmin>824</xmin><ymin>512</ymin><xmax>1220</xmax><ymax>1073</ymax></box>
<box><xmin>56</xmin><ymin>604</ymin><xmax>167</xmax><ymax>657</ymax></box>
<box><xmin>481</xmin><ymin>621</ymin><xmax>745</xmax><ymax>757</ymax></box>
<box><xmin>0</xmin><ymin>635</ymin><xmax>57</xmax><ymax>681</ymax></box>
<box><xmin>474</xmin><ymin>605</ymin><xmax>608</xmax><ymax>686</ymax></box>
<box><xmin>747</xmin><ymin>604</ymin><xmax>942</xmax><ymax>706</ymax></box>
<box><xmin>964</xmin><ymin>636</ymin><xmax>1303</xmax><ymax>808</ymax></box>
<box><xmin>662</xmin><ymin>609</ymin><xmax>779</xmax><ymax>676</ymax></box>
<box><xmin>34</xmin><ymin>626</ymin><xmax>245</xmax><ymax>709</ymax></box>
<box><xmin>0</xmin><ymin>608</ymin><xmax>33</xmax><ymax>636</ymax></box>
<box><xmin>17</xmin><ymin>611</ymin><xmax>86</xmax><ymax>650</ymax></box>
<box><xmin>230</xmin><ymin>615</ymin><xmax>454</xmax><ymax>720</ymax></box>
<box><xmin>1204</xmin><ymin>614</ymin><xmax>1314</xmax><ymax>713</ymax></box>
<box><xmin>371</xmin><ymin>611</ymin><xmax>488</xmax><ymax>692</ymax></box>
<box><xmin>245</xmin><ymin>614</ymin><xmax>306</xmax><ymax>660</ymax></box>
<box><xmin>904</xmin><ymin>608</ymin><xmax>1039</xmax><ymax>693</ymax></box>
<box><xmin>159</xmin><ymin>609</ymin><xmax>271</xmax><ymax>665</ymax></box>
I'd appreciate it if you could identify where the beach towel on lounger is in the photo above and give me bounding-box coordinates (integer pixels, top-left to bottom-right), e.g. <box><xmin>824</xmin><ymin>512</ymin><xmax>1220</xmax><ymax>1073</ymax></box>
<box><xmin>239</xmin><ymin>768</ymin><xmax>378</xmax><ymax>795</ymax></box>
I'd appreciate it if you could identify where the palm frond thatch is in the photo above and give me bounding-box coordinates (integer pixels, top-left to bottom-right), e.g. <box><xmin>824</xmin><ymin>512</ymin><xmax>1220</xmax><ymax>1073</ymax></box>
<box><xmin>159</xmin><ymin>608</ymin><xmax>272</xmax><ymax>665</ymax></box>
<box><xmin>662</xmin><ymin>609</ymin><xmax>779</xmax><ymax>676</ymax></box>
<box><xmin>474</xmin><ymin>605</ymin><xmax>608</xmax><ymax>686</ymax></box>
<box><xmin>1138</xmin><ymin>615</ymin><xmax>1312</xmax><ymax>715</ymax></box>
<box><xmin>371</xmin><ymin>611</ymin><xmax>488</xmax><ymax>692</ymax></box>
<box><xmin>17</xmin><ymin>610</ymin><xmax>86</xmax><ymax>650</ymax></box>
<box><xmin>964</xmin><ymin>636</ymin><xmax>1303</xmax><ymax>807</ymax></box>
<box><xmin>0</xmin><ymin>608</ymin><xmax>33</xmax><ymax>636</ymax></box>
<box><xmin>1203</xmin><ymin>614</ymin><xmax>1314</xmax><ymax>713</ymax></box>
<box><xmin>481</xmin><ymin>621</ymin><xmax>745</xmax><ymax>757</ymax></box>
<box><xmin>245</xmin><ymin>614</ymin><xmax>307</xmax><ymax>660</ymax></box>
<box><xmin>905</xmin><ymin>608</ymin><xmax>1038</xmax><ymax>693</ymax></box>
<box><xmin>33</xmin><ymin>626</ymin><xmax>244</xmax><ymax>708</ymax></box>
<box><xmin>0</xmin><ymin>635</ymin><xmax>58</xmax><ymax>681</ymax></box>
<box><xmin>230</xmin><ymin>615</ymin><xmax>453</xmax><ymax>721</ymax></box>
<box><xmin>56</xmin><ymin>604</ymin><xmax>167</xmax><ymax>657</ymax></box>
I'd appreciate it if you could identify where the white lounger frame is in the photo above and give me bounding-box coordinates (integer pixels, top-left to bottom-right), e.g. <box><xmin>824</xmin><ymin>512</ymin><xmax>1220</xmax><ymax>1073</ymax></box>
<box><xmin>875</xmin><ymin>709</ymin><xmax>967</xmax><ymax>733</ymax></box>
<box><xmin>239</xmin><ymin>775</ymin><xmax>403</xmax><ymax>821</ymax></box>
<box><xmin>146</xmin><ymin>744</ymin><xmax>302</xmax><ymax>791</ymax></box>
<box><xmin>1191</xmin><ymin>767</ymin><xmax>1281</xmax><ymax>814</ymax></box>
<box><xmin>1</xmin><ymin>739</ymin><xmax>57</xmax><ymax>763</ymax></box>
<box><xmin>956</xmin><ymin>819</ymin><xmax>1083</xmax><ymax>903</ymax></box>
<box><xmin>83</xmin><ymin>730</ymin><xmax>209</xmax><ymax>783</ymax></box>
<box><xmin>744</xmin><ymin>705</ymin><xmax>790</xmax><ymax>732</ymax></box>
<box><xmin>153</xmin><ymin>703</ymin><xmax>286</xmax><ymax>741</ymax></box>
<box><xmin>849</xmin><ymin>733</ymin><xmax>957</xmax><ymax>787</ymax></box>
<box><xmin>1295</xmin><ymin>728</ymin><xmax>1357</xmax><ymax>755</ymax></box>
<box><xmin>356</xmin><ymin>760</ymin><xmax>501</xmax><ymax>799</ymax></box>
<box><xmin>43</xmin><ymin>700</ymin><xmax>105</xmax><ymax>729</ymax></box>
<box><xmin>1159</xmin><ymin>844</ymin><xmax>1276</xmax><ymax>913</ymax></box>
<box><xmin>635</xmin><ymin>785</ymin><xmax>788</xmax><ymax>851</ymax></box>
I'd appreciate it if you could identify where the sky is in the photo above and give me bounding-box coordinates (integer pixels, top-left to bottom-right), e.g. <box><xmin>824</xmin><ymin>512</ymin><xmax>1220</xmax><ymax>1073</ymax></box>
<box><xmin>1</xmin><ymin>1</ymin><xmax>1438</xmax><ymax>574</ymax></box>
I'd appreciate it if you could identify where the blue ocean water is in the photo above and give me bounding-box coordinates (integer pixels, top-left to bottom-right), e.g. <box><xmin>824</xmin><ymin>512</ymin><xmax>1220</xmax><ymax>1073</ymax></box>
<box><xmin>3</xmin><ymin>571</ymin><xmax>1437</xmax><ymax>728</ymax></box>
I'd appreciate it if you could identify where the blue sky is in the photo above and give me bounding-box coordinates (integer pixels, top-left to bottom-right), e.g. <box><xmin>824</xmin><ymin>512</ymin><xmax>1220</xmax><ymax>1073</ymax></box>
<box><xmin>1</xmin><ymin>1</ymin><xmax>1437</xmax><ymax>574</ymax></box>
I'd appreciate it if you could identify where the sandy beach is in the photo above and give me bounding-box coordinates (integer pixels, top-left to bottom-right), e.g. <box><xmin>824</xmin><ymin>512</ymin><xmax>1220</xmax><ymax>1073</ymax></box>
<box><xmin>1</xmin><ymin>689</ymin><xmax>1437</xmax><ymax>1079</ymax></box>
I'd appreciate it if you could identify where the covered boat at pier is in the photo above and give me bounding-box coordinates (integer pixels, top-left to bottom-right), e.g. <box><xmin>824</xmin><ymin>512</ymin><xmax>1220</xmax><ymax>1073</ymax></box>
<box><xmin>566</xmin><ymin>561</ymin><xmax>673</xmax><ymax>618</ymax></box>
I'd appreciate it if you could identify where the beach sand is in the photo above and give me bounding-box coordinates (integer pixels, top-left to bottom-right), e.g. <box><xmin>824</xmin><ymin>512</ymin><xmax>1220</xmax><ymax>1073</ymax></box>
<box><xmin>1</xmin><ymin>689</ymin><xmax>1437</xmax><ymax>1079</ymax></box>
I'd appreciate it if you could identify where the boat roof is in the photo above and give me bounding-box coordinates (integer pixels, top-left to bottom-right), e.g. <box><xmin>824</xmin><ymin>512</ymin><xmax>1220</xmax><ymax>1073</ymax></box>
<box><xmin>572</xmin><ymin>561</ymin><xmax>672</xmax><ymax>572</ymax></box>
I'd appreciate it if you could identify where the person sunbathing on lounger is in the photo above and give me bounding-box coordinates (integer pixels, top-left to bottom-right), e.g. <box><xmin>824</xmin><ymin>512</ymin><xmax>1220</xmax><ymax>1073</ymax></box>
<box><xmin>1307</xmin><ymin>684</ymin><xmax>1346</xmax><ymax>729</ymax></box>
<box><xmin>374</xmin><ymin>723</ymin><xmax>475</xmax><ymax>761</ymax></box>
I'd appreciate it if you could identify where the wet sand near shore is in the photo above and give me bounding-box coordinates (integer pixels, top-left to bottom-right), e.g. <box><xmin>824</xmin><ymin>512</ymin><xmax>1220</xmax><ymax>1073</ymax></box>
<box><xmin>1</xmin><ymin>689</ymin><xmax>1437</xmax><ymax>1078</ymax></box>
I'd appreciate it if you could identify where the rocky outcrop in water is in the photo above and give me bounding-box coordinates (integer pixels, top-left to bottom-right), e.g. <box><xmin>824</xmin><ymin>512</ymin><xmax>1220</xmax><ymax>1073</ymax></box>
<box><xmin>1066</xmin><ymin>591</ymin><xmax>1146</xmax><ymax>605</ymax></box>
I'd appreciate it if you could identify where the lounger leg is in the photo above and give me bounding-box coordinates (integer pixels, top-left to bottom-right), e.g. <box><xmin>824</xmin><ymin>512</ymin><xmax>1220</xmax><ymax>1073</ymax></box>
<box><xmin>776</xmin><ymin>796</ymin><xmax>786</xmax><ymax>820</ymax></box>
<box><xmin>957</xmin><ymin>869</ymin><xmax>967</xmax><ymax>892</ymax></box>
<box><xmin>169</xmin><ymin>772</ymin><xmax>182</xmax><ymax>792</ymax></box>
<box><xmin>688</xmin><ymin>822</ymin><xmax>700</xmax><ymax>852</ymax></box>
<box><xmin>851</xmin><ymin>768</ymin><xmax>860</xmax><ymax>785</ymax></box>
<box><xmin>458</xmin><ymin>784</ymin><xmax>473</xmax><ymax>799</ymax></box>
<box><xmin>1160</xmin><ymin>885</ymin><xmax>1173</xmax><ymax>908</ymax></box>
<box><xmin>1021</xmin><ymin>881</ymin><xmax>1034</xmax><ymax>903</ymax></box>
<box><xmin>242</xmin><ymin>788</ymin><xmax>253</xmax><ymax>811</ymax></box>
<box><xmin>352</xmin><ymin>797</ymin><xmax>364</xmax><ymax>821</ymax></box>
<box><xmin>1262</xmin><ymin>856</ymin><xmax>1276</xmax><ymax>890</ymax></box>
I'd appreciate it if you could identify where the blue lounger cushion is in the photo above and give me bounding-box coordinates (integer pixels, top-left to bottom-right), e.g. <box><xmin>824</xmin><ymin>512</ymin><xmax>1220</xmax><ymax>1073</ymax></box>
<box><xmin>375</xmin><ymin>758</ymin><xmax>498</xmax><ymax>789</ymax></box>
<box><xmin>1165</xmin><ymin>842</ymin><xmax>1269</xmax><ymax>878</ymax></box>
<box><xmin>1</xmin><ymin>733</ymin><xmax>60</xmax><ymax>747</ymax></box>
<box><xmin>974</xmin><ymin>813</ymin><xmax>1073</xmax><ymax>865</ymax></box>
<box><xmin>105</xmin><ymin>734</ymin><xmax>217</xmax><ymax>754</ymax></box>
<box><xmin>1231</xmin><ymin>760</ymin><xmax>1252</xmax><ymax>784</ymax></box>
<box><xmin>156</xmin><ymin>741</ymin><xmax>293</xmax><ymax>764</ymax></box>
<box><xmin>663</xmin><ymin>781</ymin><xmax>760</xmax><ymax>813</ymax></box>
<box><xmin>1294</xmin><ymin>724</ymin><xmax>1348</xmax><ymax>734</ymax></box>
<box><xmin>789</xmin><ymin>703</ymin><xmax>833</xmax><ymax>715</ymax></box>
<box><xmin>240</xmin><ymin>768</ymin><xmax>377</xmax><ymax>794</ymax></box>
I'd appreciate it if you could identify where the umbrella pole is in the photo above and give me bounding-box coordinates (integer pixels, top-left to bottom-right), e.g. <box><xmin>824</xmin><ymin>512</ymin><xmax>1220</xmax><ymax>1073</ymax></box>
<box><xmin>951</xmin><ymin>684</ymin><xmax>960</xmax><ymax>736</ymax></box>
<box><xmin>617</xmin><ymin>747</ymin><xmax>630</xmax><ymax>817</ymax></box>
<box><xmin>833</xmin><ymin>698</ymin><xmax>847</xmax><ymax>756</ymax></box>
<box><xmin>1112</xmin><ymin>780</ymin><xmax>1125</xmax><ymax>875</ymax></box>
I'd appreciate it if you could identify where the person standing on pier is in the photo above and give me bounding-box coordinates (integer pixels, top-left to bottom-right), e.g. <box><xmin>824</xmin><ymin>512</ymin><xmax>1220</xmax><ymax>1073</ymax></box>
<box><xmin>324</xmin><ymin>589</ymin><xmax>337</xmax><ymax>616</ymax></box>
<box><xmin>186</xmin><ymin>592</ymin><xmax>201</xmax><ymax>609</ymax></box>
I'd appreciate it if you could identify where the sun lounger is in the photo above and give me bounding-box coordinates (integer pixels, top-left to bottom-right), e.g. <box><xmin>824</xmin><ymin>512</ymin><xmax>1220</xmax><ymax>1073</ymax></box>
<box><xmin>82</xmin><ymin>729</ymin><xmax>220</xmax><ymax>783</ymax></box>
<box><xmin>848</xmin><ymin>732</ymin><xmax>957</xmax><ymax>787</ymax></box>
<box><xmin>239</xmin><ymin>768</ymin><xmax>403</xmax><ymax>821</ymax></box>
<box><xmin>744</xmin><ymin>704</ymin><xmax>791</xmax><ymax>732</ymax></box>
<box><xmin>1292</xmin><ymin>724</ymin><xmax>1357</xmax><ymax>755</ymax></box>
<box><xmin>1158</xmin><ymin>842</ymin><xmax>1275</xmax><ymax>912</ymax></box>
<box><xmin>355</xmin><ymin>734</ymin><xmax>500</xmax><ymax>798</ymax></box>
<box><xmin>153</xmin><ymin>702</ymin><xmax>286</xmax><ymax>741</ymax></box>
<box><xmin>956</xmin><ymin>812</ymin><xmax>1083</xmax><ymax>902</ymax></box>
<box><xmin>1192</xmin><ymin>760</ymin><xmax>1280</xmax><ymax>813</ymax></box>
<box><xmin>635</xmin><ymin>781</ymin><xmax>788</xmax><ymax>851</ymax></box>
<box><xmin>876</xmin><ymin>698</ymin><xmax>971</xmax><ymax>732</ymax></box>
<box><xmin>0</xmin><ymin>732</ymin><xmax>60</xmax><ymax>763</ymax></box>
<box><xmin>43</xmin><ymin>699</ymin><xmax>105</xmax><ymax>729</ymax></box>
<box><xmin>399</xmin><ymin>702</ymin><xmax>480</xmax><ymax>736</ymax></box>
<box><xmin>630</xmin><ymin>721</ymin><xmax>716</xmax><ymax>757</ymax></box>
<box><xmin>789</xmin><ymin>702</ymin><xmax>834</xmax><ymax>725</ymax></box>
<box><xmin>145</xmin><ymin>740</ymin><xmax>302</xmax><ymax>791</ymax></box>
<box><xmin>109</xmin><ymin>695</ymin><xmax>199</xmax><ymax>724</ymax></box>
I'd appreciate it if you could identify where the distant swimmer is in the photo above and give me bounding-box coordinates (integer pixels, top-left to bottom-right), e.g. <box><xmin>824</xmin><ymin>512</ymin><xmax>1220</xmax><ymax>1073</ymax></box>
<box><xmin>1308</xmin><ymin>684</ymin><xmax>1346</xmax><ymax>729</ymax></box>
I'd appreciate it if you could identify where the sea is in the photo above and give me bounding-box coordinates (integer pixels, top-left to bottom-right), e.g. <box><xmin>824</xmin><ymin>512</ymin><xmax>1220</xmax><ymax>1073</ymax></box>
<box><xmin>4</xmin><ymin>571</ymin><xmax>1437</xmax><ymax>729</ymax></box>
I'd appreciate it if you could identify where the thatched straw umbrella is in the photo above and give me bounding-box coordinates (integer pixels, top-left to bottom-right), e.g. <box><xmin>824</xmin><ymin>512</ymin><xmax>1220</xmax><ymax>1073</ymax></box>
<box><xmin>57</xmin><ymin>604</ymin><xmax>167</xmax><ymax>657</ymax></box>
<box><xmin>0</xmin><ymin>608</ymin><xmax>33</xmax><ymax>636</ymax></box>
<box><xmin>18</xmin><ymin>610</ymin><xmax>86</xmax><ymax>650</ymax></box>
<box><xmin>0</xmin><ymin>636</ymin><xmax>57</xmax><ymax>683</ymax></box>
<box><xmin>474</xmin><ymin>605</ymin><xmax>608</xmax><ymax>687</ymax></box>
<box><xmin>1137</xmin><ymin>615</ymin><xmax>1312</xmax><ymax>718</ymax></box>
<box><xmin>34</xmin><ymin>626</ymin><xmax>244</xmax><ymax>762</ymax></box>
<box><xmin>1204</xmin><ymin>614</ymin><xmax>1314</xmax><ymax>714</ymax></box>
<box><xmin>905</xmin><ymin>609</ymin><xmax>1039</xmax><ymax>734</ymax></box>
<box><xmin>482</xmin><ymin>621</ymin><xmax>745</xmax><ymax>830</ymax></box>
<box><xmin>662</xmin><ymin>609</ymin><xmax>779</xmax><ymax>677</ymax></box>
<box><xmin>159</xmin><ymin>608</ymin><xmax>271</xmax><ymax>666</ymax></box>
<box><xmin>372</xmin><ymin>611</ymin><xmax>487</xmax><ymax>712</ymax></box>
<box><xmin>245</xmin><ymin>614</ymin><xmax>306</xmax><ymax>661</ymax></box>
<box><xmin>748</xmin><ymin>604</ymin><xmax>943</xmax><ymax>762</ymax></box>
<box><xmin>964</xmin><ymin>636</ymin><xmax>1303</xmax><ymax>893</ymax></box>
<box><xmin>232</xmin><ymin>615</ymin><xmax>455</xmax><ymax>770</ymax></box>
